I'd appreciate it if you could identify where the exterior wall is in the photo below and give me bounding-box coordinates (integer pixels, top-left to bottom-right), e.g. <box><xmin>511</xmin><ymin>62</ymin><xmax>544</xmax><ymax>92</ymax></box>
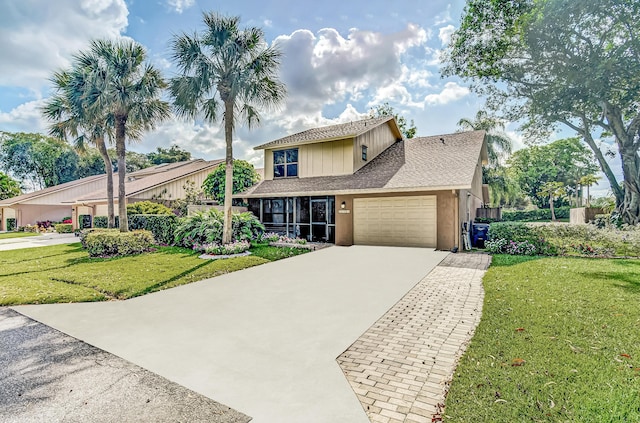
<box><xmin>353</xmin><ymin>123</ymin><xmax>398</xmax><ymax>172</ymax></box>
<box><xmin>14</xmin><ymin>204</ymin><xmax>71</xmax><ymax>227</ymax></box>
<box><xmin>299</xmin><ymin>139</ymin><xmax>353</xmax><ymax>177</ymax></box>
<box><xmin>22</xmin><ymin>178</ymin><xmax>106</xmax><ymax>205</ymax></box>
<box><xmin>264</xmin><ymin>150</ymin><xmax>274</xmax><ymax>181</ymax></box>
<box><xmin>1</xmin><ymin>207</ymin><xmax>16</xmax><ymax>231</ymax></box>
<box><xmin>335</xmin><ymin>190</ymin><xmax>460</xmax><ymax>251</ymax></box>
<box><xmin>134</xmin><ymin>172</ymin><xmax>212</xmax><ymax>201</ymax></box>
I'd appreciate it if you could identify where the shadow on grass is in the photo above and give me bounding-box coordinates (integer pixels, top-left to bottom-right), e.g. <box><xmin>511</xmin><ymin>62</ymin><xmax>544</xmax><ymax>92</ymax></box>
<box><xmin>488</xmin><ymin>254</ymin><xmax>548</xmax><ymax>267</ymax></box>
<box><xmin>581</xmin><ymin>270</ymin><xmax>640</xmax><ymax>294</ymax></box>
<box><xmin>129</xmin><ymin>259</ymin><xmax>213</xmax><ymax>298</ymax></box>
<box><xmin>0</xmin><ymin>247</ymin><xmax>85</xmax><ymax>267</ymax></box>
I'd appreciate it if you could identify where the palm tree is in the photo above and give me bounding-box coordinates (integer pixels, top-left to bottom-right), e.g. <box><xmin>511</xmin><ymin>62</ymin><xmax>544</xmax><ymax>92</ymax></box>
<box><xmin>42</xmin><ymin>69</ymin><xmax>117</xmax><ymax>228</ymax></box>
<box><xmin>579</xmin><ymin>174</ymin><xmax>600</xmax><ymax>207</ymax></box>
<box><xmin>457</xmin><ymin>110</ymin><xmax>513</xmax><ymax>167</ymax></box>
<box><xmin>169</xmin><ymin>12</ymin><xmax>286</xmax><ymax>244</ymax></box>
<box><xmin>74</xmin><ymin>39</ymin><xmax>170</xmax><ymax>232</ymax></box>
<box><xmin>539</xmin><ymin>181</ymin><xmax>566</xmax><ymax>221</ymax></box>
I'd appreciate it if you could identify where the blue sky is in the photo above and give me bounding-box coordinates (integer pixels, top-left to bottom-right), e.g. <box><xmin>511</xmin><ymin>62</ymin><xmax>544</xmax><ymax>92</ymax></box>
<box><xmin>0</xmin><ymin>0</ymin><xmax>618</xmax><ymax>197</ymax></box>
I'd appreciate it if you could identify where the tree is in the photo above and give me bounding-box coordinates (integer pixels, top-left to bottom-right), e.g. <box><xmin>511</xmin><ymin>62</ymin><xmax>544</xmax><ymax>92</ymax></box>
<box><xmin>42</xmin><ymin>68</ymin><xmax>117</xmax><ymax>227</ymax></box>
<box><xmin>368</xmin><ymin>102</ymin><xmax>417</xmax><ymax>139</ymax></box>
<box><xmin>0</xmin><ymin>171</ymin><xmax>20</xmax><ymax>200</ymax></box>
<box><xmin>148</xmin><ymin>145</ymin><xmax>192</xmax><ymax>164</ymax></box>
<box><xmin>579</xmin><ymin>174</ymin><xmax>600</xmax><ymax>207</ymax></box>
<box><xmin>202</xmin><ymin>160</ymin><xmax>260</xmax><ymax>204</ymax></box>
<box><xmin>0</xmin><ymin>132</ymin><xmax>79</xmax><ymax>190</ymax></box>
<box><xmin>483</xmin><ymin>166</ymin><xmax>524</xmax><ymax>207</ymax></box>
<box><xmin>443</xmin><ymin>0</ymin><xmax>640</xmax><ymax>224</ymax></box>
<box><xmin>74</xmin><ymin>39</ymin><xmax>169</xmax><ymax>232</ymax></box>
<box><xmin>170</xmin><ymin>12</ymin><xmax>286</xmax><ymax>244</ymax></box>
<box><xmin>507</xmin><ymin>138</ymin><xmax>598</xmax><ymax>208</ymax></box>
<box><xmin>457</xmin><ymin>110</ymin><xmax>512</xmax><ymax>167</ymax></box>
<box><xmin>539</xmin><ymin>181</ymin><xmax>566</xmax><ymax>221</ymax></box>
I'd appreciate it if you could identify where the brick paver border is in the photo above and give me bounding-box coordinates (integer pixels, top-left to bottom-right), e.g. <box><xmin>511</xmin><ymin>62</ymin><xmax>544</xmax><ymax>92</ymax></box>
<box><xmin>337</xmin><ymin>253</ymin><xmax>490</xmax><ymax>423</ymax></box>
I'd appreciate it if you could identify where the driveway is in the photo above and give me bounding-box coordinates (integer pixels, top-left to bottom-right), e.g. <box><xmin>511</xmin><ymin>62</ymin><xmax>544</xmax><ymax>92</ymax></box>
<box><xmin>15</xmin><ymin>246</ymin><xmax>449</xmax><ymax>422</ymax></box>
<box><xmin>0</xmin><ymin>233</ymin><xmax>77</xmax><ymax>251</ymax></box>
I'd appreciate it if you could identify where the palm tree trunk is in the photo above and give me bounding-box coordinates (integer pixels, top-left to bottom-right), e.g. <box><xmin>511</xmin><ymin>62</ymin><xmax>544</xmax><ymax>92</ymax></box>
<box><xmin>96</xmin><ymin>137</ymin><xmax>115</xmax><ymax>228</ymax></box>
<box><xmin>222</xmin><ymin>100</ymin><xmax>234</xmax><ymax>244</ymax></box>
<box><xmin>586</xmin><ymin>185</ymin><xmax>590</xmax><ymax>207</ymax></box>
<box><xmin>116</xmin><ymin>115</ymin><xmax>128</xmax><ymax>232</ymax></box>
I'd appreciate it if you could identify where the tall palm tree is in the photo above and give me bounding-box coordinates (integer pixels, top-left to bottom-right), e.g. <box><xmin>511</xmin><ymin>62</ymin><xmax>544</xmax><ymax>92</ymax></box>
<box><xmin>42</xmin><ymin>69</ymin><xmax>117</xmax><ymax>228</ymax></box>
<box><xmin>458</xmin><ymin>110</ymin><xmax>513</xmax><ymax>167</ymax></box>
<box><xmin>74</xmin><ymin>39</ymin><xmax>170</xmax><ymax>232</ymax></box>
<box><xmin>170</xmin><ymin>12</ymin><xmax>286</xmax><ymax>244</ymax></box>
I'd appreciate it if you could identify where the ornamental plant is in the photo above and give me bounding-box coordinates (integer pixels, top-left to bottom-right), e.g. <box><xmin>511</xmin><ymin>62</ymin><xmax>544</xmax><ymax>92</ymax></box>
<box><xmin>197</xmin><ymin>240</ymin><xmax>251</xmax><ymax>255</ymax></box>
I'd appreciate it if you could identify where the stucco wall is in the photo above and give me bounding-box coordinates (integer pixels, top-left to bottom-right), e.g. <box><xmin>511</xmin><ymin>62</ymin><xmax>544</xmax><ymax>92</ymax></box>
<box><xmin>14</xmin><ymin>204</ymin><xmax>71</xmax><ymax>227</ymax></box>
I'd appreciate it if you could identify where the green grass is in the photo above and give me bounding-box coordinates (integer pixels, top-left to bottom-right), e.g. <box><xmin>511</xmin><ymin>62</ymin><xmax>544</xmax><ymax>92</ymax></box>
<box><xmin>0</xmin><ymin>232</ymin><xmax>40</xmax><ymax>240</ymax></box>
<box><xmin>250</xmin><ymin>242</ymin><xmax>311</xmax><ymax>261</ymax></box>
<box><xmin>444</xmin><ymin>255</ymin><xmax>640</xmax><ymax>422</ymax></box>
<box><xmin>0</xmin><ymin>243</ymin><xmax>308</xmax><ymax>305</ymax></box>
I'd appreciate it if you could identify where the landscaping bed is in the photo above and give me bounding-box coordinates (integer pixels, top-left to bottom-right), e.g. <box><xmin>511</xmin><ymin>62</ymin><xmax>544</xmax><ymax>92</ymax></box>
<box><xmin>444</xmin><ymin>255</ymin><xmax>640</xmax><ymax>422</ymax></box>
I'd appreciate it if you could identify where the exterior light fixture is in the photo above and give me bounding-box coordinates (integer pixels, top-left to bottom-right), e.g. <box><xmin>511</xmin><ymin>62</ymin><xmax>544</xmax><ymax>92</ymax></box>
<box><xmin>341</xmin><ymin>201</ymin><xmax>346</xmax><ymax>209</ymax></box>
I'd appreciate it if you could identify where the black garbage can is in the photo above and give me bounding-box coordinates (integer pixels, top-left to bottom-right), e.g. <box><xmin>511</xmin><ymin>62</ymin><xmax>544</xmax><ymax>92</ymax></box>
<box><xmin>472</xmin><ymin>223</ymin><xmax>490</xmax><ymax>248</ymax></box>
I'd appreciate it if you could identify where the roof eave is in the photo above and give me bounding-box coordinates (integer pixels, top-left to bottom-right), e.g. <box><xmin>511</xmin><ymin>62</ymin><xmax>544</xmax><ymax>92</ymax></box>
<box><xmin>234</xmin><ymin>184</ymin><xmax>471</xmax><ymax>199</ymax></box>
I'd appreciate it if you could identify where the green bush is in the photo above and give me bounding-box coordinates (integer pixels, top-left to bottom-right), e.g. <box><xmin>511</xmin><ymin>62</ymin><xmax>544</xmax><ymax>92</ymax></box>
<box><xmin>502</xmin><ymin>206</ymin><xmax>570</xmax><ymax>222</ymax></box>
<box><xmin>93</xmin><ymin>216</ymin><xmax>120</xmax><ymax>228</ymax></box>
<box><xmin>534</xmin><ymin>223</ymin><xmax>640</xmax><ymax>257</ymax></box>
<box><xmin>79</xmin><ymin>214</ymin><xmax>92</xmax><ymax>229</ymax></box>
<box><xmin>129</xmin><ymin>214</ymin><xmax>178</xmax><ymax>245</ymax></box>
<box><xmin>127</xmin><ymin>201</ymin><xmax>174</xmax><ymax>215</ymax></box>
<box><xmin>6</xmin><ymin>218</ymin><xmax>16</xmax><ymax>231</ymax></box>
<box><xmin>487</xmin><ymin>222</ymin><xmax>557</xmax><ymax>255</ymax></box>
<box><xmin>174</xmin><ymin>209</ymin><xmax>264</xmax><ymax>248</ymax></box>
<box><xmin>54</xmin><ymin>223</ymin><xmax>73</xmax><ymax>233</ymax></box>
<box><xmin>84</xmin><ymin>229</ymin><xmax>155</xmax><ymax>257</ymax></box>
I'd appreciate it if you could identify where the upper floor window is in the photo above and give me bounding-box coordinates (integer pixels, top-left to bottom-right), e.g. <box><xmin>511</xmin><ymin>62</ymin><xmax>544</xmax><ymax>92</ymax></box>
<box><xmin>362</xmin><ymin>145</ymin><xmax>368</xmax><ymax>161</ymax></box>
<box><xmin>274</xmin><ymin>148</ymin><xmax>298</xmax><ymax>178</ymax></box>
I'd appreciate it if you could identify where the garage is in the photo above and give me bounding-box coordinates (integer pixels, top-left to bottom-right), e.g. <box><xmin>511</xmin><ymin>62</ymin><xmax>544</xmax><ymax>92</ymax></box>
<box><xmin>353</xmin><ymin>195</ymin><xmax>437</xmax><ymax>247</ymax></box>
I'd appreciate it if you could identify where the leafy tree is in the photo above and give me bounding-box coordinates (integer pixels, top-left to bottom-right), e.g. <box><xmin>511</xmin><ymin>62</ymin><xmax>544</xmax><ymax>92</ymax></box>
<box><xmin>368</xmin><ymin>102</ymin><xmax>417</xmax><ymax>139</ymax></box>
<box><xmin>483</xmin><ymin>166</ymin><xmax>524</xmax><ymax>208</ymax></box>
<box><xmin>457</xmin><ymin>110</ymin><xmax>512</xmax><ymax>167</ymax></box>
<box><xmin>170</xmin><ymin>12</ymin><xmax>286</xmax><ymax>243</ymax></box>
<box><xmin>76</xmin><ymin>148</ymin><xmax>108</xmax><ymax>178</ymax></box>
<box><xmin>507</xmin><ymin>138</ymin><xmax>598</xmax><ymax>208</ymax></box>
<box><xmin>0</xmin><ymin>132</ymin><xmax>79</xmax><ymax>189</ymax></box>
<box><xmin>202</xmin><ymin>160</ymin><xmax>260</xmax><ymax>204</ymax></box>
<box><xmin>0</xmin><ymin>171</ymin><xmax>20</xmax><ymax>200</ymax></box>
<box><xmin>73</xmin><ymin>39</ymin><xmax>170</xmax><ymax>231</ymax></box>
<box><xmin>579</xmin><ymin>174</ymin><xmax>600</xmax><ymax>207</ymax></box>
<box><xmin>108</xmin><ymin>150</ymin><xmax>153</xmax><ymax>173</ymax></box>
<box><xmin>443</xmin><ymin>0</ymin><xmax>640</xmax><ymax>223</ymax></box>
<box><xmin>42</xmin><ymin>68</ymin><xmax>117</xmax><ymax>227</ymax></box>
<box><xmin>148</xmin><ymin>145</ymin><xmax>192</xmax><ymax>164</ymax></box>
<box><xmin>539</xmin><ymin>181</ymin><xmax>566</xmax><ymax>221</ymax></box>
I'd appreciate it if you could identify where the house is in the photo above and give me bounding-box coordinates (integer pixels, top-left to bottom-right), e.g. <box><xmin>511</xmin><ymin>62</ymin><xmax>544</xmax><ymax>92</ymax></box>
<box><xmin>237</xmin><ymin>116</ymin><xmax>488</xmax><ymax>250</ymax></box>
<box><xmin>0</xmin><ymin>159</ymin><xmax>223</xmax><ymax>230</ymax></box>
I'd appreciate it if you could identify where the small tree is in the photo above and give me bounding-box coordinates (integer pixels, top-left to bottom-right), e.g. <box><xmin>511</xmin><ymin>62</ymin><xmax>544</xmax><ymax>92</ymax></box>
<box><xmin>202</xmin><ymin>160</ymin><xmax>260</xmax><ymax>204</ymax></box>
<box><xmin>579</xmin><ymin>175</ymin><xmax>600</xmax><ymax>207</ymax></box>
<box><xmin>539</xmin><ymin>181</ymin><xmax>566</xmax><ymax>221</ymax></box>
<box><xmin>368</xmin><ymin>102</ymin><xmax>417</xmax><ymax>139</ymax></box>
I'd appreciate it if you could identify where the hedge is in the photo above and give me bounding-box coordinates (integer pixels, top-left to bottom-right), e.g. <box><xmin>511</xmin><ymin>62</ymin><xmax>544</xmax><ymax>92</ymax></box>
<box><xmin>54</xmin><ymin>223</ymin><xmax>73</xmax><ymax>233</ymax></box>
<box><xmin>501</xmin><ymin>206</ymin><xmax>570</xmax><ymax>222</ymax></box>
<box><xmin>6</xmin><ymin>218</ymin><xmax>16</xmax><ymax>231</ymax></box>
<box><xmin>83</xmin><ymin>229</ymin><xmax>155</xmax><ymax>257</ymax></box>
<box><xmin>93</xmin><ymin>214</ymin><xmax>177</xmax><ymax>245</ymax></box>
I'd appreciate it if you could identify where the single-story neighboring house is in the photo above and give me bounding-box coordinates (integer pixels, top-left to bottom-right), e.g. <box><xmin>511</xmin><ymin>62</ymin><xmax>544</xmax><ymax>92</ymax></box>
<box><xmin>236</xmin><ymin>116</ymin><xmax>488</xmax><ymax>250</ymax></box>
<box><xmin>0</xmin><ymin>159</ymin><xmax>223</xmax><ymax>230</ymax></box>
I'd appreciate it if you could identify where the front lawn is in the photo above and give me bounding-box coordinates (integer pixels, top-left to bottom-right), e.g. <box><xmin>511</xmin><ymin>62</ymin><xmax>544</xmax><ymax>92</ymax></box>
<box><xmin>0</xmin><ymin>232</ymin><xmax>40</xmax><ymax>240</ymax></box>
<box><xmin>0</xmin><ymin>243</ymin><xmax>308</xmax><ymax>305</ymax></box>
<box><xmin>445</xmin><ymin>255</ymin><xmax>640</xmax><ymax>422</ymax></box>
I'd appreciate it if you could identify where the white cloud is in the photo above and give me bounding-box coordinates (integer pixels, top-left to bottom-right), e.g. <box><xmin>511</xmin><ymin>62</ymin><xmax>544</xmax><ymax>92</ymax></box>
<box><xmin>424</xmin><ymin>82</ymin><xmax>470</xmax><ymax>105</ymax></box>
<box><xmin>434</xmin><ymin>4</ymin><xmax>452</xmax><ymax>25</ymax></box>
<box><xmin>0</xmin><ymin>100</ymin><xmax>48</xmax><ymax>134</ymax></box>
<box><xmin>0</xmin><ymin>0</ymin><xmax>129</xmax><ymax>93</ymax></box>
<box><xmin>438</xmin><ymin>25</ymin><xmax>455</xmax><ymax>46</ymax></box>
<box><xmin>166</xmin><ymin>0</ymin><xmax>194</xmax><ymax>14</ymax></box>
<box><xmin>263</xmin><ymin>19</ymin><xmax>273</xmax><ymax>28</ymax></box>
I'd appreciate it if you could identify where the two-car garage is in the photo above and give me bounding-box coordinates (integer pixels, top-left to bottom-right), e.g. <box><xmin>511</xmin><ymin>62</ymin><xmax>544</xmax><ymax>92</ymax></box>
<box><xmin>352</xmin><ymin>195</ymin><xmax>437</xmax><ymax>248</ymax></box>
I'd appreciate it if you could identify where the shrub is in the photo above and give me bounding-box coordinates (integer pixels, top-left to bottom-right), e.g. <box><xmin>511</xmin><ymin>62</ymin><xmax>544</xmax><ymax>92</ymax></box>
<box><xmin>94</xmin><ymin>215</ymin><xmax>120</xmax><ymax>228</ymax></box>
<box><xmin>260</xmin><ymin>232</ymin><xmax>280</xmax><ymax>243</ymax></box>
<box><xmin>502</xmin><ymin>206</ymin><xmax>570</xmax><ymax>222</ymax></box>
<box><xmin>36</xmin><ymin>220</ymin><xmax>54</xmax><ymax>229</ymax></box>
<box><xmin>84</xmin><ymin>229</ymin><xmax>155</xmax><ymax>257</ymax></box>
<box><xmin>277</xmin><ymin>236</ymin><xmax>307</xmax><ymax>245</ymax></box>
<box><xmin>129</xmin><ymin>214</ymin><xmax>178</xmax><ymax>245</ymax></box>
<box><xmin>487</xmin><ymin>222</ymin><xmax>556</xmax><ymax>255</ymax></box>
<box><xmin>197</xmin><ymin>240</ymin><xmax>251</xmax><ymax>255</ymax></box>
<box><xmin>54</xmin><ymin>223</ymin><xmax>73</xmax><ymax>233</ymax></box>
<box><xmin>174</xmin><ymin>209</ymin><xmax>264</xmax><ymax>248</ymax></box>
<box><xmin>60</xmin><ymin>217</ymin><xmax>72</xmax><ymax>224</ymax></box>
<box><xmin>127</xmin><ymin>201</ymin><xmax>174</xmax><ymax>215</ymax></box>
<box><xmin>79</xmin><ymin>214</ymin><xmax>92</xmax><ymax>229</ymax></box>
<box><xmin>534</xmin><ymin>223</ymin><xmax>640</xmax><ymax>257</ymax></box>
<box><xmin>6</xmin><ymin>218</ymin><xmax>16</xmax><ymax>231</ymax></box>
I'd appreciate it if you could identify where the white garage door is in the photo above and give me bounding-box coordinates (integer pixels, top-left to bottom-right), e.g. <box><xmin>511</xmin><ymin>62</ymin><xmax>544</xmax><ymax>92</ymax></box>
<box><xmin>353</xmin><ymin>196</ymin><xmax>437</xmax><ymax>247</ymax></box>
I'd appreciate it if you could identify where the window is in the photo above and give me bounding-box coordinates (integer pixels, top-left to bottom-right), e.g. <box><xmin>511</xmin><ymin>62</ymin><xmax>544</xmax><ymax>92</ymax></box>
<box><xmin>274</xmin><ymin>148</ymin><xmax>298</xmax><ymax>178</ymax></box>
<box><xmin>362</xmin><ymin>145</ymin><xmax>368</xmax><ymax>161</ymax></box>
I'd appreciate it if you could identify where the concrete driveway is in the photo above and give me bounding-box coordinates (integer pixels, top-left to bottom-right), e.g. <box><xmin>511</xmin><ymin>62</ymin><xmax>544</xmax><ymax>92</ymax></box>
<box><xmin>15</xmin><ymin>246</ymin><xmax>449</xmax><ymax>422</ymax></box>
<box><xmin>0</xmin><ymin>233</ymin><xmax>77</xmax><ymax>251</ymax></box>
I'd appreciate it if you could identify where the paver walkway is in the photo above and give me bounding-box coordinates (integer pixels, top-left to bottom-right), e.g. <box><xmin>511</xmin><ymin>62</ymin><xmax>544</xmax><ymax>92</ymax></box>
<box><xmin>337</xmin><ymin>253</ymin><xmax>490</xmax><ymax>423</ymax></box>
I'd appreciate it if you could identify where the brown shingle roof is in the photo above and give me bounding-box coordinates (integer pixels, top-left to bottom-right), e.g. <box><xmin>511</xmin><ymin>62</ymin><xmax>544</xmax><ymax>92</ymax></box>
<box><xmin>253</xmin><ymin>116</ymin><xmax>401</xmax><ymax>150</ymax></box>
<box><xmin>74</xmin><ymin>159</ymin><xmax>223</xmax><ymax>202</ymax></box>
<box><xmin>238</xmin><ymin>131</ymin><xmax>486</xmax><ymax>197</ymax></box>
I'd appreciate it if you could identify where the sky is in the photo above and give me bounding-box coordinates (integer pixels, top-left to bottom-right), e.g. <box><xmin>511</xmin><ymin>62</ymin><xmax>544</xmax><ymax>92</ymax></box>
<box><xmin>0</xmin><ymin>0</ymin><xmax>618</xmax><ymax>197</ymax></box>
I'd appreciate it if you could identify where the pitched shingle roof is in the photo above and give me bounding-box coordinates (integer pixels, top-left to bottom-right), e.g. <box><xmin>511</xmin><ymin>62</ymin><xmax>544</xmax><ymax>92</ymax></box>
<box><xmin>253</xmin><ymin>116</ymin><xmax>401</xmax><ymax>150</ymax></box>
<box><xmin>75</xmin><ymin>159</ymin><xmax>223</xmax><ymax>202</ymax></box>
<box><xmin>238</xmin><ymin>131</ymin><xmax>486</xmax><ymax>197</ymax></box>
<box><xmin>0</xmin><ymin>174</ymin><xmax>106</xmax><ymax>206</ymax></box>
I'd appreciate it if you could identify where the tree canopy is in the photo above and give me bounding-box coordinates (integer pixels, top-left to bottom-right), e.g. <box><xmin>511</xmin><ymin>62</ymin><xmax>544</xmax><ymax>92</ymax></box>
<box><xmin>0</xmin><ymin>171</ymin><xmax>20</xmax><ymax>200</ymax></box>
<box><xmin>148</xmin><ymin>145</ymin><xmax>192</xmax><ymax>165</ymax></box>
<box><xmin>443</xmin><ymin>0</ymin><xmax>640</xmax><ymax>223</ymax></box>
<box><xmin>369</xmin><ymin>102</ymin><xmax>417</xmax><ymax>139</ymax></box>
<box><xmin>202</xmin><ymin>160</ymin><xmax>260</xmax><ymax>204</ymax></box>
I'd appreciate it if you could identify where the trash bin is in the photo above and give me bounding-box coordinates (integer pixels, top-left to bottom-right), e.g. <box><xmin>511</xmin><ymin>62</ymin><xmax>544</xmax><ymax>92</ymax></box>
<box><xmin>472</xmin><ymin>223</ymin><xmax>490</xmax><ymax>248</ymax></box>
